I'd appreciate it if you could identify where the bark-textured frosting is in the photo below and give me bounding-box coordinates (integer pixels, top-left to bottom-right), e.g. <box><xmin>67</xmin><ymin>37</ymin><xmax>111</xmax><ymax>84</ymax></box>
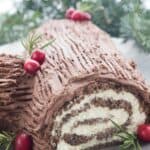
<box><xmin>0</xmin><ymin>20</ymin><xmax>150</xmax><ymax>150</ymax></box>
<box><xmin>0</xmin><ymin>55</ymin><xmax>33</xmax><ymax>130</ymax></box>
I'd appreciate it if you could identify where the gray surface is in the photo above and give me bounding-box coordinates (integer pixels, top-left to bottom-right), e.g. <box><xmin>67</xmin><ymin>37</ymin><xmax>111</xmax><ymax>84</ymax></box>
<box><xmin>112</xmin><ymin>38</ymin><xmax>150</xmax><ymax>84</ymax></box>
<box><xmin>0</xmin><ymin>39</ymin><xmax>150</xmax><ymax>149</ymax></box>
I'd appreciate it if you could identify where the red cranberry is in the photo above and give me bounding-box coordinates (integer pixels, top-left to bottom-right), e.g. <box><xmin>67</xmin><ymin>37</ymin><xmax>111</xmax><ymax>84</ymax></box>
<box><xmin>65</xmin><ymin>7</ymin><xmax>75</xmax><ymax>19</ymax></box>
<box><xmin>137</xmin><ymin>124</ymin><xmax>150</xmax><ymax>142</ymax></box>
<box><xmin>31</xmin><ymin>49</ymin><xmax>45</xmax><ymax>65</ymax></box>
<box><xmin>71</xmin><ymin>10</ymin><xmax>91</xmax><ymax>21</ymax></box>
<box><xmin>14</xmin><ymin>133</ymin><xmax>33</xmax><ymax>150</ymax></box>
<box><xmin>24</xmin><ymin>59</ymin><xmax>40</xmax><ymax>75</ymax></box>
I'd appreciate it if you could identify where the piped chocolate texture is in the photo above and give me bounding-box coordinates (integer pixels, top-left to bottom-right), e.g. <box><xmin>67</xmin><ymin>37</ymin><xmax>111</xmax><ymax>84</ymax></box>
<box><xmin>0</xmin><ymin>20</ymin><xmax>149</xmax><ymax>150</ymax></box>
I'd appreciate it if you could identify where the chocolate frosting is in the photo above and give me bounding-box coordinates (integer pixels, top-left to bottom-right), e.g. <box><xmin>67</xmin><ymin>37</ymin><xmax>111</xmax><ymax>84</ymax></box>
<box><xmin>0</xmin><ymin>20</ymin><xmax>150</xmax><ymax>149</ymax></box>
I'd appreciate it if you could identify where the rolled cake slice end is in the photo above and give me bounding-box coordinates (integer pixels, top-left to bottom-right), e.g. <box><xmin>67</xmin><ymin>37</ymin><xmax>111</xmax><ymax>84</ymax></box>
<box><xmin>51</xmin><ymin>79</ymin><xmax>148</xmax><ymax>150</ymax></box>
<box><xmin>0</xmin><ymin>20</ymin><xmax>149</xmax><ymax>150</ymax></box>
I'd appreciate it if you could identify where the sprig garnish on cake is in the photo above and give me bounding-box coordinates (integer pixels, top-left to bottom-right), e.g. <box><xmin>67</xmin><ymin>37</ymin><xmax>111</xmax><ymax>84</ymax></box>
<box><xmin>110</xmin><ymin>119</ymin><xmax>142</xmax><ymax>150</ymax></box>
<box><xmin>22</xmin><ymin>32</ymin><xmax>55</xmax><ymax>55</ymax></box>
<box><xmin>0</xmin><ymin>131</ymin><xmax>14</xmax><ymax>150</ymax></box>
<box><xmin>22</xmin><ymin>32</ymin><xmax>55</xmax><ymax>75</ymax></box>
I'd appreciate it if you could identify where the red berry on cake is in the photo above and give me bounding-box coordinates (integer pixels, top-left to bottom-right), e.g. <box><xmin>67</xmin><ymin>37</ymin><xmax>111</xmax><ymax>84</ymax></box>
<box><xmin>31</xmin><ymin>49</ymin><xmax>45</xmax><ymax>65</ymax></box>
<box><xmin>65</xmin><ymin>7</ymin><xmax>75</xmax><ymax>19</ymax></box>
<box><xmin>71</xmin><ymin>10</ymin><xmax>91</xmax><ymax>21</ymax></box>
<box><xmin>24</xmin><ymin>59</ymin><xmax>40</xmax><ymax>74</ymax></box>
<box><xmin>14</xmin><ymin>133</ymin><xmax>33</xmax><ymax>150</ymax></box>
<box><xmin>137</xmin><ymin>124</ymin><xmax>150</xmax><ymax>142</ymax></box>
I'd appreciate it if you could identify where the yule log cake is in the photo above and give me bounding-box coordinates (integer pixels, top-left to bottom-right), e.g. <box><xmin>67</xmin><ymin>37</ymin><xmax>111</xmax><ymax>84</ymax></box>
<box><xmin>0</xmin><ymin>20</ymin><xmax>150</xmax><ymax>150</ymax></box>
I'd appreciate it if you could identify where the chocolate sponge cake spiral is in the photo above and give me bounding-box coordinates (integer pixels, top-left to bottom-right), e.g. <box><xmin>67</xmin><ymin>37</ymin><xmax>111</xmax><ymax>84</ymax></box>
<box><xmin>0</xmin><ymin>20</ymin><xmax>150</xmax><ymax>150</ymax></box>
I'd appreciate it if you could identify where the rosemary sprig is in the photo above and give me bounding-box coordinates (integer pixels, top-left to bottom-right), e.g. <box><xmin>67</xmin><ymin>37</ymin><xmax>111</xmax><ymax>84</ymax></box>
<box><xmin>0</xmin><ymin>131</ymin><xmax>14</xmax><ymax>150</ymax></box>
<box><xmin>22</xmin><ymin>32</ymin><xmax>55</xmax><ymax>54</ymax></box>
<box><xmin>21</xmin><ymin>32</ymin><xmax>41</xmax><ymax>54</ymax></box>
<box><xmin>110</xmin><ymin>119</ymin><xmax>142</xmax><ymax>150</ymax></box>
<box><xmin>40</xmin><ymin>38</ymin><xmax>55</xmax><ymax>49</ymax></box>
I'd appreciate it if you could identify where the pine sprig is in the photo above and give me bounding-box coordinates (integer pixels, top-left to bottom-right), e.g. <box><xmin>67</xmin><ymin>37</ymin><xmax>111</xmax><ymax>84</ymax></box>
<box><xmin>40</xmin><ymin>38</ymin><xmax>55</xmax><ymax>49</ymax></box>
<box><xmin>110</xmin><ymin>119</ymin><xmax>142</xmax><ymax>150</ymax></box>
<box><xmin>0</xmin><ymin>131</ymin><xmax>14</xmax><ymax>150</ymax></box>
<box><xmin>22</xmin><ymin>32</ymin><xmax>55</xmax><ymax>54</ymax></box>
<box><xmin>21</xmin><ymin>32</ymin><xmax>42</xmax><ymax>54</ymax></box>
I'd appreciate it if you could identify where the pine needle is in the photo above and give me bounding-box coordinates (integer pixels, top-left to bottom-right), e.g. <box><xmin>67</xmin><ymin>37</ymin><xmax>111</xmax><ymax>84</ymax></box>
<box><xmin>21</xmin><ymin>32</ymin><xmax>42</xmax><ymax>54</ymax></box>
<box><xmin>0</xmin><ymin>131</ymin><xmax>14</xmax><ymax>150</ymax></box>
<box><xmin>110</xmin><ymin>119</ymin><xmax>142</xmax><ymax>150</ymax></box>
<box><xmin>22</xmin><ymin>32</ymin><xmax>55</xmax><ymax>54</ymax></box>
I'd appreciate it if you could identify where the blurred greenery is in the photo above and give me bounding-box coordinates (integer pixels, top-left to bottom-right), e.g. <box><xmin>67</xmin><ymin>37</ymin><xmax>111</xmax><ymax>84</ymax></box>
<box><xmin>0</xmin><ymin>0</ymin><xmax>149</xmax><ymax>51</ymax></box>
<box><xmin>120</xmin><ymin>0</ymin><xmax>150</xmax><ymax>51</ymax></box>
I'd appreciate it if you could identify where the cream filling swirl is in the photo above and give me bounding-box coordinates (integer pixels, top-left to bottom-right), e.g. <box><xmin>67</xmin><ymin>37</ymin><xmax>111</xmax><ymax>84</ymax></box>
<box><xmin>51</xmin><ymin>89</ymin><xmax>146</xmax><ymax>150</ymax></box>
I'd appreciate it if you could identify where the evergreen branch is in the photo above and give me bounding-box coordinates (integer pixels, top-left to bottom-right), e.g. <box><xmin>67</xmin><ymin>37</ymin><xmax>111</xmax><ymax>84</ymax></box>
<box><xmin>110</xmin><ymin>119</ymin><xmax>142</xmax><ymax>150</ymax></box>
<box><xmin>21</xmin><ymin>32</ymin><xmax>42</xmax><ymax>54</ymax></box>
<box><xmin>22</xmin><ymin>32</ymin><xmax>55</xmax><ymax>54</ymax></box>
<box><xmin>0</xmin><ymin>131</ymin><xmax>14</xmax><ymax>150</ymax></box>
<box><xmin>120</xmin><ymin>0</ymin><xmax>150</xmax><ymax>52</ymax></box>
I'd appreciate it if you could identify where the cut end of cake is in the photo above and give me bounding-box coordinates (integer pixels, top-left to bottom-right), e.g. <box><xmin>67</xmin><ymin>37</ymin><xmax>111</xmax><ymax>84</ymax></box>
<box><xmin>51</xmin><ymin>80</ymin><xmax>147</xmax><ymax>150</ymax></box>
<box><xmin>0</xmin><ymin>20</ymin><xmax>150</xmax><ymax>150</ymax></box>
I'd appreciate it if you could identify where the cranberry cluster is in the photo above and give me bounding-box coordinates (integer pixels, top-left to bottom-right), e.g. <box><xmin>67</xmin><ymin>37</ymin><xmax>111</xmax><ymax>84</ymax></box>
<box><xmin>24</xmin><ymin>49</ymin><xmax>45</xmax><ymax>75</ymax></box>
<box><xmin>65</xmin><ymin>8</ymin><xmax>91</xmax><ymax>21</ymax></box>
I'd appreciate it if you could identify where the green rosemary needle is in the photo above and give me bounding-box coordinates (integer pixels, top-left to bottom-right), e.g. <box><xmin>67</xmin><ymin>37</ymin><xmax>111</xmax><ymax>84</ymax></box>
<box><xmin>22</xmin><ymin>32</ymin><xmax>55</xmax><ymax>54</ymax></box>
<box><xmin>110</xmin><ymin>119</ymin><xmax>142</xmax><ymax>150</ymax></box>
<box><xmin>0</xmin><ymin>131</ymin><xmax>14</xmax><ymax>150</ymax></box>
